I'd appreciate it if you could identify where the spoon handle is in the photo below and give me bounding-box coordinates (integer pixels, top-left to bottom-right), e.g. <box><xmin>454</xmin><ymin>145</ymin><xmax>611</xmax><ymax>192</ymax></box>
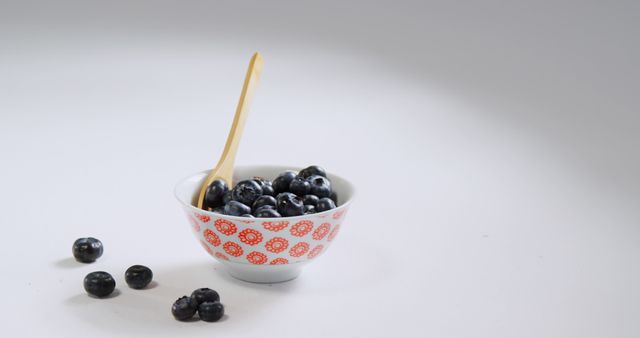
<box><xmin>197</xmin><ymin>53</ymin><xmax>264</xmax><ymax>208</ymax></box>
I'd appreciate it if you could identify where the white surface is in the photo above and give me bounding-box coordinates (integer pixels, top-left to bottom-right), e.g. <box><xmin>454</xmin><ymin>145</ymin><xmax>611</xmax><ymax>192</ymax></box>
<box><xmin>1</xmin><ymin>1</ymin><xmax>639</xmax><ymax>337</ymax></box>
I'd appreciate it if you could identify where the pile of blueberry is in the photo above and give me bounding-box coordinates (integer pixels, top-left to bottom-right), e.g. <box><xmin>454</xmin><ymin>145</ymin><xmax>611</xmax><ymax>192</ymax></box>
<box><xmin>203</xmin><ymin>165</ymin><xmax>338</xmax><ymax>218</ymax></box>
<box><xmin>72</xmin><ymin>237</ymin><xmax>224</xmax><ymax>322</ymax></box>
<box><xmin>172</xmin><ymin>288</ymin><xmax>225</xmax><ymax>322</ymax></box>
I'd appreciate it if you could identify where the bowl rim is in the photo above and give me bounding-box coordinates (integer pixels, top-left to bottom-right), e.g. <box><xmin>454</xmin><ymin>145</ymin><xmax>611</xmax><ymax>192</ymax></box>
<box><xmin>174</xmin><ymin>165</ymin><xmax>355</xmax><ymax>222</ymax></box>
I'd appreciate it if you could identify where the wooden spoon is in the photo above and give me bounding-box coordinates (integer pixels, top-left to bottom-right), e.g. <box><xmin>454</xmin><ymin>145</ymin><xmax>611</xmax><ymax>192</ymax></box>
<box><xmin>197</xmin><ymin>52</ymin><xmax>264</xmax><ymax>209</ymax></box>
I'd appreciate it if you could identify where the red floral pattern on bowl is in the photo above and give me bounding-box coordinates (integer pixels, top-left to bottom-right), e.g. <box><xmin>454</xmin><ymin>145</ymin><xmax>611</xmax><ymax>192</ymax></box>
<box><xmin>215</xmin><ymin>219</ymin><xmax>238</xmax><ymax>236</ymax></box>
<box><xmin>262</xmin><ymin>221</ymin><xmax>289</xmax><ymax>232</ymax></box>
<box><xmin>238</xmin><ymin>228</ymin><xmax>263</xmax><ymax>246</ymax></box>
<box><xmin>290</xmin><ymin>220</ymin><xmax>314</xmax><ymax>237</ymax></box>
<box><xmin>265</xmin><ymin>237</ymin><xmax>289</xmax><ymax>253</ymax></box>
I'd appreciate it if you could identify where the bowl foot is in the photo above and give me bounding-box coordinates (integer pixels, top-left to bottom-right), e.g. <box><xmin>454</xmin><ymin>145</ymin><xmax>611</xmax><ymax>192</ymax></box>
<box><xmin>225</xmin><ymin>264</ymin><xmax>303</xmax><ymax>284</ymax></box>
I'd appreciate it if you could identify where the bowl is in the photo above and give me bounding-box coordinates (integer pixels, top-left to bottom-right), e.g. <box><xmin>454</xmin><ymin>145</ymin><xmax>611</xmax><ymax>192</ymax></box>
<box><xmin>174</xmin><ymin>165</ymin><xmax>355</xmax><ymax>283</ymax></box>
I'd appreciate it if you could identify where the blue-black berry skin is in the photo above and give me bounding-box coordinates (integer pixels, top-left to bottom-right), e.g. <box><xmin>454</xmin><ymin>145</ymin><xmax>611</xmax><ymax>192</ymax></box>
<box><xmin>253</xmin><ymin>177</ymin><xmax>275</xmax><ymax>196</ymax></box>
<box><xmin>289</xmin><ymin>177</ymin><xmax>311</xmax><ymax>196</ymax></box>
<box><xmin>84</xmin><ymin>271</ymin><xmax>116</xmax><ymax>297</ymax></box>
<box><xmin>252</xmin><ymin>195</ymin><xmax>277</xmax><ymax>210</ymax></box>
<box><xmin>204</xmin><ymin>179</ymin><xmax>228</xmax><ymax>209</ymax></box>
<box><xmin>198</xmin><ymin>301</ymin><xmax>225</xmax><ymax>322</ymax></box>
<box><xmin>254</xmin><ymin>208</ymin><xmax>281</xmax><ymax>218</ymax></box>
<box><xmin>316</xmin><ymin>197</ymin><xmax>337</xmax><ymax>212</ymax></box>
<box><xmin>330</xmin><ymin>191</ymin><xmax>338</xmax><ymax>205</ymax></box>
<box><xmin>304</xmin><ymin>205</ymin><xmax>316</xmax><ymax>214</ymax></box>
<box><xmin>231</xmin><ymin>180</ymin><xmax>263</xmax><ymax>206</ymax></box>
<box><xmin>222</xmin><ymin>190</ymin><xmax>232</xmax><ymax>205</ymax></box>
<box><xmin>272</xmin><ymin>171</ymin><xmax>297</xmax><ymax>194</ymax></box>
<box><xmin>261</xmin><ymin>183</ymin><xmax>275</xmax><ymax>196</ymax></box>
<box><xmin>276</xmin><ymin>192</ymin><xmax>305</xmax><ymax>217</ymax></box>
<box><xmin>125</xmin><ymin>265</ymin><xmax>153</xmax><ymax>289</ymax></box>
<box><xmin>224</xmin><ymin>201</ymin><xmax>251</xmax><ymax>216</ymax></box>
<box><xmin>298</xmin><ymin>165</ymin><xmax>327</xmax><ymax>179</ymax></box>
<box><xmin>252</xmin><ymin>176</ymin><xmax>268</xmax><ymax>186</ymax></box>
<box><xmin>302</xmin><ymin>195</ymin><xmax>320</xmax><ymax>207</ymax></box>
<box><xmin>172</xmin><ymin>296</ymin><xmax>198</xmax><ymax>321</ymax></box>
<box><xmin>307</xmin><ymin>175</ymin><xmax>332</xmax><ymax>198</ymax></box>
<box><xmin>72</xmin><ymin>237</ymin><xmax>104</xmax><ymax>263</ymax></box>
<box><xmin>191</xmin><ymin>288</ymin><xmax>220</xmax><ymax>305</ymax></box>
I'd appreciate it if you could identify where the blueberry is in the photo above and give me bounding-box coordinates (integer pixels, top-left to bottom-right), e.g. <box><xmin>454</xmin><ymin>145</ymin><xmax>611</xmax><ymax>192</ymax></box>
<box><xmin>204</xmin><ymin>179</ymin><xmax>228</xmax><ymax>209</ymax></box>
<box><xmin>125</xmin><ymin>265</ymin><xmax>153</xmax><ymax>289</ymax></box>
<box><xmin>231</xmin><ymin>180</ymin><xmax>263</xmax><ymax>206</ymax></box>
<box><xmin>298</xmin><ymin>165</ymin><xmax>327</xmax><ymax>179</ymax></box>
<box><xmin>316</xmin><ymin>198</ymin><xmax>337</xmax><ymax>212</ymax></box>
<box><xmin>211</xmin><ymin>206</ymin><xmax>225</xmax><ymax>214</ymax></box>
<box><xmin>252</xmin><ymin>195</ymin><xmax>277</xmax><ymax>210</ymax></box>
<box><xmin>241</xmin><ymin>214</ymin><xmax>254</xmax><ymax>218</ymax></box>
<box><xmin>307</xmin><ymin>175</ymin><xmax>332</xmax><ymax>198</ymax></box>
<box><xmin>172</xmin><ymin>296</ymin><xmax>198</xmax><ymax>321</ymax></box>
<box><xmin>276</xmin><ymin>192</ymin><xmax>305</xmax><ymax>217</ymax></box>
<box><xmin>252</xmin><ymin>176</ymin><xmax>268</xmax><ymax>185</ymax></box>
<box><xmin>330</xmin><ymin>191</ymin><xmax>338</xmax><ymax>205</ymax></box>
<box><xmin>272</xmin><ymin>171</ymin><xmax>297</xmax><ymax>194</ymax></box>
<box><xmin>222</xmin><ymin>190</ymin><xmax>232</xmax><ymax>205</ymax></box>
<box><xmin>72</xmin><ymin>237</ymin><xmax>104</xmax><ymax>263</ymax></box>
<box><xmin>84</xmin><ymin>271</ymin><xmax>116</xmax><ymax>298</ymax></box>
<box><xmin>261</xmin><ymin>183</ymin><xmax>275</xmax><ymax>196</ymax></box>
<box><xmin>253</xmin><ymin>177</ymin><xmax>275</xmax><ymax>196</ymax></box>
<box><xmin>191</xmin><ymin>288</ymin><xmax>220</xmax><ymax>305</ymax></box>
<box><xmin>302</xmin><ymin>195</ymin><xmax>320</xmax><ymax>207</ymax></box>
<box><xmin>224</xmin><ymin>201</ymin><xmax>251</xmax><ymax>216</ymax></box>
<box><xmin>198</xmin><ymin>301</ymin><xmax>225</xmax><ymax>322</ymax></box>
<box><xmin>254</xmin><ymin>208</ymin><xmax>281</xmax><ymax>218</ymax></box>
<box><xmin>304</xmin><ymin>205</ymin><xmax>316</xmax><ymax>214</ymax></box>
<box><xmin>289</xmin><ymin>177</ymin><xmax>311</xmax><ymax>196</ymax></box>
<box><xmin>254</xmin><ymin>204</ymin><xmax>275</xmax><ymax>212</ymax></box>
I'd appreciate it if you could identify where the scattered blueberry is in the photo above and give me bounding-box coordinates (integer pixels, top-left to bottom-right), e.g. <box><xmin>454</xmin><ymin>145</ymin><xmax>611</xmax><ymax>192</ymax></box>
<box><xmin>316</xmin><ymin>197</ymin><xmax>337</xmax><ymax>212</ymax></box>
<box><xmin>308</xmin><ymin>175</ymin><xmax>331</xmax><ymax>198</ymax></box>
<box><xmin>224</xmin><ymin>201</ymin><xmax>252</xmax><ymax>216</ymax></box>
<box><xmin>304</xmin><ymin>205</ymin><xmax>316</xmax><ymax>214</ymax></box>
<box><xmin>272</xmin><ymin>170</ymin><xmax>297</xmax><ymax>194</ymax></box>
<box><xmin>72</xmin><ymin>237</ymin><xmax>104</xmax><ymax>263</ymax></box>
<box><xmin>84</xmin><ymin>271</ymin><xmax>116</xmax><ymax>298</ymax></box>
<box><xmin>298</xmin><ymin>165</ymin><xmax>327</xmax><ymax>179</ymax></box>
<box><xmin>276</xmin><ymin>192</ymin><xmax>305</xmax><ymax>217</ymax></box>
<box><xmin>204</xmin><ymin>179</ymin><xmax>228</xmax><ymax>209</ymax></box>
<box><xmin>255</xmin><ymin>208</ymin><xmax>281</xmax><ymax>218</ymax></box>
<box><xmin>198</xmin><ymin>301</ymin><xmax>225</xmax><ymax>322</ymax></box>
<box><xmin>191</xmin><ymin>288</ymin><xmax>220</xmax><ymax>305</ymax></box>
<box><xmin>231</xmin><ymin>180</ymin><xmax>263</xmax><ymax>206</ymax></box>
<box><xmin>125</xmin><ymin>265</ymin><xmax>153</xmax><ymax>289</ymax></box>
<box><xmin>252</xmin><ymin>195</ymin><xmax>277</xmax><ymax>210</ymax></box>
<box><xmin>172</xmin><ymin>296</ymin><xmax>198</xmax><ymax>321</ymax></box>
<box><xmin>289</xmin><ymin>177</ymin><xmax>311</xmax><ymax>196</ymax></box>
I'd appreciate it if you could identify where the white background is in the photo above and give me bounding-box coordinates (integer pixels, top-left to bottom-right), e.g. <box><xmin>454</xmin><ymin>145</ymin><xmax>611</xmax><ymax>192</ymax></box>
<box><xmin>1</xmin><ymin>1</ymin><xmax>639</xmax><ymax>337</ymax></box>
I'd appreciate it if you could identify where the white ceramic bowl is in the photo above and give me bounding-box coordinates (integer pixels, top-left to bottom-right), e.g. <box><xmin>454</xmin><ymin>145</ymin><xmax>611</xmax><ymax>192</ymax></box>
<box><xmin>174</xmin><ymin>165</ymin><xmax>354</xmax><ymax>283</ymax></box>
